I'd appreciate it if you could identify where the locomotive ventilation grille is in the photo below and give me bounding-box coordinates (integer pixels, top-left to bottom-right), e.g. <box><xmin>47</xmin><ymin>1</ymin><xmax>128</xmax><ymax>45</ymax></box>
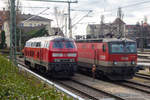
<box><xmin>54</xmin><ymin>59</ymin><xmax>75</xmax><ymax>62</ymax></box>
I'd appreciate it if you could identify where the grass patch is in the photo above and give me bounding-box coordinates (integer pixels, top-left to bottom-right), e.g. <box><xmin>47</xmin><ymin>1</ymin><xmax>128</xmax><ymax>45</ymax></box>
<box><xmin>0</xmin><ymin>55</ymin><xmax>73</xmax><ymax>100</ymax></box>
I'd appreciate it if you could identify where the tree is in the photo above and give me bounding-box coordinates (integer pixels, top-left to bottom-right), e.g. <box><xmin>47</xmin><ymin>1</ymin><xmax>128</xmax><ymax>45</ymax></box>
<box><xmin>31</xmin><ymin>28</ymin><xmax>48</xmax><ymax>38</ymax></box>
<box><xmin>0</xmin><ymin>31</ymin><xmax>6</xmax><ymax>49</ymax></box>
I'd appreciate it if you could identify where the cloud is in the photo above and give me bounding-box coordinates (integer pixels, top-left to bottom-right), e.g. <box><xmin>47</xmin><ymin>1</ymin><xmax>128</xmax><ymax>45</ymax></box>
<box><xmin>2</xmin><ymin>0</ymin><xmax>150</xmax><ymax>35</ymax></box>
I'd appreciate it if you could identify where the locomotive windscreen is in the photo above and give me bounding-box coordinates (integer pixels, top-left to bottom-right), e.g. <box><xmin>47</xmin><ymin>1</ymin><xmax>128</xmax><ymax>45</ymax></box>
<box><xmin>109</xmin><ymin>42</ymin><xmax>137</xmax><ymax>54</ymax></box>
<box><xmin>53</xmin><ymin>41</ymin><xmax>75</xmax><ymax>49</ymax></box>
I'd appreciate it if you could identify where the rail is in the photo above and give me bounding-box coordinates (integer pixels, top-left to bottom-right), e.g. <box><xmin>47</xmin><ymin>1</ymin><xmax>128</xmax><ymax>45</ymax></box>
<box><xmin>17</xmin><ymin>64</ymin><xmax>84</xmax><ymax>100</ymax></box>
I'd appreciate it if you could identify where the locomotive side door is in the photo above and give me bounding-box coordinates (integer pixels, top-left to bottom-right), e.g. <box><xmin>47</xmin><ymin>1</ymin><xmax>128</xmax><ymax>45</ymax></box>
<box><xmin>94</xmin><ymin>49</ymin><xmax>99</xmax><ymax>65</ymax></box>
<box><xmin>40</xmin><ymin>48</ymin><xmax>42</xmax><ymax>61</ymax></box>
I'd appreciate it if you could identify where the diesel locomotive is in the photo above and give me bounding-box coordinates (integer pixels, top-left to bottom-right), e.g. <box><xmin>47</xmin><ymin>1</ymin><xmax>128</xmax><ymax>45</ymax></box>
<box><xmin>24</xmin><ymin>36</ymin><xmax>77</xmax><ymax>78</ymax></box>
<box><xmin>76</xmin><ymin>38</ymin><xmax>138</xmax><ymax>80</ymax></box>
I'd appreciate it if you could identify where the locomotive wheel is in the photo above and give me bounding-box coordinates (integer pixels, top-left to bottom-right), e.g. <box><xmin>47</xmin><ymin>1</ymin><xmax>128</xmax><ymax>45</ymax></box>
<box><xmin>40</xmin><ymin>67</ymin><xmax>46</xmax><ymax>74</ymax></box>
<box><xmin>29</xmin><ymin>65</ymin><xmax>34</xmax><ymax>70</ymax></box>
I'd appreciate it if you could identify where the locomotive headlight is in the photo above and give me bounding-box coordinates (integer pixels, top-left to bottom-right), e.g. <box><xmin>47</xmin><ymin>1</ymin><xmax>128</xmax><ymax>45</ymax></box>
<box><xmin>67</xmin><ymin>53</ymin><xmax>77</xmax><ymax>57</ymax></box>
<box><xmin>131</xmin><ymin>61</ymin><xmax>135</xmax><ymax>65</ymax></box>
<box><xmin>52</xmin><ymin>53</ymin><xmax>63</xmax><ymax>57</ymax></box>
<box><xmin>113</xmin><ymin>61</ymin><xmax>117</xmax><ymax>65</ymax></box>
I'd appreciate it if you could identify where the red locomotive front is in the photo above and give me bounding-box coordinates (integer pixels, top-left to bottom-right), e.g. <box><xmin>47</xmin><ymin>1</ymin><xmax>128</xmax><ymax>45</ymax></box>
<box><xmin>76</xmin><ymin>38</ymin><xmax>138</xmax><ymax>80</ymax></box>
<box><xmin>24</xmin><ymin>36</ymin><xmax>77</xmax><ymax>78</ymax></box>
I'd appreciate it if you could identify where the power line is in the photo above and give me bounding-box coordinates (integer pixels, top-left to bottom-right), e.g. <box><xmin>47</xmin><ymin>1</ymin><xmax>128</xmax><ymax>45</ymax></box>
<box><xmin>105</xmin><ymin>0</ymin><xmax>150</xmax><ymax>12</ymax></box>
<box><xmin>88</xmin><ymin>0</ymin><xmax>150</xmax><ymax>18</ymax></box>
<box><xmin>18</xmin><ymin>6</ymin><xmax>50</xmax><ymax>8</ymax></box>
<box><xmin>26</xmin><ymin>0</ymin><xmax>77</xmax><ymax>3</ymax></box>
<box><xmin>22</xmin><ymin>7</ymin><xmax>50</xmax><ymax>23</ymax></box>
<box><xmin>122</xmin><ymin>0</ymin><xmax>150</xmax><ymax>8</ymax></box>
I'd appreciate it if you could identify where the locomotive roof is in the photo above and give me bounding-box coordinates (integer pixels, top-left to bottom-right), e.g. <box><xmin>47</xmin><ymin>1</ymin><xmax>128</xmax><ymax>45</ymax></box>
<box><xmin>27</xmin><ymin>36</ymin><xmax>73</xmax><ymax>43</ymax></box>
<box><xmin>76</xmin><ymin>38</ymin><xmax>135</xmax><ymax>43</ymax></box>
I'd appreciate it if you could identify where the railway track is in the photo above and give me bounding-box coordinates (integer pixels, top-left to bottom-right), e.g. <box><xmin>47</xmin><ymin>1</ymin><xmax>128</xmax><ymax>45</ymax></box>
<box><xmin>16</xmin><ymin>61</ymin><xmax>86</xmax><ymax>100</ymax></box>
<box><xmin>135</xmin><ymin>73</ymin><xmax>150</xmax><ymax>80</ymax></box>
<box><xmin>70</xmin><ymin>79</ymin><xmax>126</xmax><ymax>100</ymax></box>
<box><xmin>73</xmin><ymin>74</ymin><xmax>150</xmax><ymax>100</ymax></box>
<box><xmin>115</xmin><ymin>80</ymin><xmax>150</xmax><ymax>94</ymax></box>
<box><xmin>16</xmin><ymin>59</ymin><xmax>118</xmax><ymax>100</ymax></box>
<box><xmin>17</xmin><ymin>58</ymin><xmax>150</xmax><ymax>100</ymax></box>
<box><xmin>56</xmin><ymin>80</ymin><xmax>111</xmax><ymax>100</ymax></box>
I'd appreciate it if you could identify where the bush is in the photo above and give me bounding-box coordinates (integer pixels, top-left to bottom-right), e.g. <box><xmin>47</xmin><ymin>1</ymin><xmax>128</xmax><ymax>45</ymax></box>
<box><xmin>0</xmin><ymin>55</ymin><xmax>73</xmax><ymax>100</ymax></box>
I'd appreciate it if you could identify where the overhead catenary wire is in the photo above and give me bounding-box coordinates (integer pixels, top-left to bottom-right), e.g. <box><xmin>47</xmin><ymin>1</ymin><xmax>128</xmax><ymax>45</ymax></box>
<box><xmin>22</xmin><ymin>7</ymin><xmax>50</xmax><ymax>23</ymax></box>
<box><xmin>19</xmin><ymin>0</ymin><xmax>150</xmax><ymax>22</ymax></box>
<box><xmin>84</xmin><ymin>0</ymin><xmax>150</xmax><ymax>18</ymax></box>
<box><xmin>103</xmin><ymin>0</ymin><xmax>150</xmax><ymax>14</ymax></box>
<box><xmin>122</xmin><ymin>0</ymin><xmax>150</xmax><ymax>9</ymax></box>
<box><xmin>18</xmin><ymin>6</ymin><xmax>51</xmax><ymax>8</ymax></box>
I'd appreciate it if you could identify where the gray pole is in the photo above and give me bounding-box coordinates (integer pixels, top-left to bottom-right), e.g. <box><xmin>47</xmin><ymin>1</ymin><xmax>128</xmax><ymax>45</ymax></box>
<box><xmin>100</xmin><ymin>15</ymin><xmax>104</xmax><ymax>38</ymax></box>
<box><xmin>117</xmin><ymin>7</ymin><xmax>123</xmax><ymax>38</ymax></box>
<box><xmin>19</xmin><ymin>29</ymin><xmax>22</xmax><ymax>53</ymax></box>
<box><xmin>10</xmin><ymin>0</ymin><xmax>13</xmax><ymax>60</ymax></box>
<box><xmin>14</xmin><ymin>4</ymin><xmax>17</xmax><ymax>65</ymax></box>
<box><xmin>10</xmin><ymin>0</ymin><xmax>17</xmax><ymax>64</ymax></box>
<box><xmin>141</xmin><ymin>21</ymin><xmax>144</xmax><ymax>52</ymax></box>
<box><xmin>10</xmin><ymin>0</ymin><xmax>16</xmax><ymax>61</ymax></box>
<box><xmin>68</xmin><ymin>2</ymin><xmax>72</xmax><ymax>38</ymax></box>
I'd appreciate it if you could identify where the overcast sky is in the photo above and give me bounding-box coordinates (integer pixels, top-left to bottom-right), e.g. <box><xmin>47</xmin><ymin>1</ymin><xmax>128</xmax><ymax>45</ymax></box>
<box><xmin>1</xmin><ymin>0</ymin><xmax>150</xmax><ymax>35</ymax></box>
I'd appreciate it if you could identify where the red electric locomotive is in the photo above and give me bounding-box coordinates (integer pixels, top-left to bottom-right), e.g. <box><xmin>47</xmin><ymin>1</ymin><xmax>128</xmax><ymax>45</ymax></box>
<box><xmin>76</xmin><ymin>38</ymin><xmax>138</xmax><ymax>80</ymax></box>
<box><xmin>24</xmin><ymin>36</ymin><xmax>77</xmax><ymax>78</ymax></box>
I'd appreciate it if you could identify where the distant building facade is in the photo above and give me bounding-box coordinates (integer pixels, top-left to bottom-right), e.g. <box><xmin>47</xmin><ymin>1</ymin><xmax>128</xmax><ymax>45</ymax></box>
<box><xmin>19</xmin><ymin>14</ymin><xmax>52</xmax><ymax>34</ymax></box>
<box><xmin>86</xmin><ymin>18</ymin><xmax>150</xmax><ymax>48</ymax></box>
<box><xmin>3</xmin><ymin>13</ymin><xmax>52</xmax><ymax>47</ymax></box>
<box><xmin>0</xmin><ymin>8</ymin><xmax>9</xmax><ymax>43</ymax></box>
<box><xmin>86</xmin><ymin>18</ymin><xmax>126</xmax><ymax>38</ymax></box>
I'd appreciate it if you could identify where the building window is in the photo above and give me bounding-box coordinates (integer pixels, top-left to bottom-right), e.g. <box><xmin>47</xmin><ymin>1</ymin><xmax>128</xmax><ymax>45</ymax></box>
<box><xmin>20</xmin><ymin>23</ymin><xmax>24</xmax><ymax>27</ymax></box>
<box><xmin>30</xmin><ymin>23</ymin><xmax>32</xmax><ymax>27</ymax></box>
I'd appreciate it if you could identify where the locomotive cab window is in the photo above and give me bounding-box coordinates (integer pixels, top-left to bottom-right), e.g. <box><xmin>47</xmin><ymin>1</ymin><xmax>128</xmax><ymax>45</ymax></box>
<box><xmin>53</xmin><ymin>41</ymin><xmax>75</xmax><ymax>48</ymax></box>
<box><xmin>65</xmin><ymin>41</ymin><xmax>75</xmax><ymax>48</ymax></box>
<box><xmin>109</xmin><ymin>42</ymin><xmax>137</xmax><ymax>54</ymax></box>
<box><xmin>53</xmin><ymin>41</ymin><xmax>63</xmax><ymax>48</ymax></box>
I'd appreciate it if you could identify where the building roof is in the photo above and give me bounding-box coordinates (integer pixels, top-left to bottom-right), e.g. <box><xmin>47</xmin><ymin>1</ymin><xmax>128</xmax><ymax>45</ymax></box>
<box><xmin>76</xmin><ymin>38</ymin><xmax>135</xmax><ymax>43</ymax></box>
<box><xmin>103</xmin><ymin>38</ymin><xmax>135</xmax><ymax>42</ymax></box>
<box><xmin>20</xmin><ymin>14</ymin><xmax>52</xmax><ymax>22</ymax></box>
<box><xmin>113</xmin><ymin>18</ymin><xmax>125</xmax><ymax>24</ymax></box>
<box><xmin>26</xmin><ymin>36</ymin><xmax>74</xmax><ymax>48</ymax></box>
<box><xmin>27</xmin><ymin>36</ymin><xmax>73</xmax><ymax>43</ymax></box>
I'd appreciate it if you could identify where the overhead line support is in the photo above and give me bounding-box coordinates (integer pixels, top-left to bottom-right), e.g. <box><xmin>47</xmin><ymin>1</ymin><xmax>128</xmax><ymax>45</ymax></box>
<box><xmin>27</xmin><ymin>0</ymin><xmax>78</xmax><ymax>38</ymax></box>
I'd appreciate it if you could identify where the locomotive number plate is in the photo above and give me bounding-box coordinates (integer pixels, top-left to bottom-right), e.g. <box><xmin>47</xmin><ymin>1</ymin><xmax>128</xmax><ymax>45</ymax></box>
<box><xmin>121</xmin><ymin>57</ymin><xmax>128</xmax><ymax>60</ymax></box>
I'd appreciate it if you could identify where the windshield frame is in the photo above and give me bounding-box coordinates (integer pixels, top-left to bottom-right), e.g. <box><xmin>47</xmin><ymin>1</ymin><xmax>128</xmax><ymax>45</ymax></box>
<box><xmin>108</xmin><ymin>41</ymin><xmax>137</xmax><ymax>54</ymax></box>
